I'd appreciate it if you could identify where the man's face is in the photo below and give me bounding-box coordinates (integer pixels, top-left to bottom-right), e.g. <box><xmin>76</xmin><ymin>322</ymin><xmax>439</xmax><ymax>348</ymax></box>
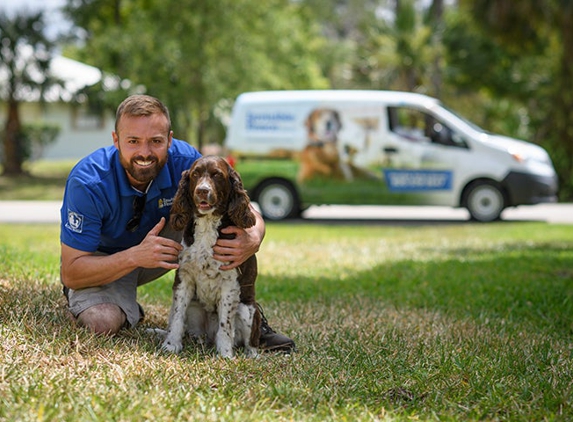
<box><xmin>112</xmin><ymin>113</ymin><xmax>173</xmax><ymax>191</ymax></box>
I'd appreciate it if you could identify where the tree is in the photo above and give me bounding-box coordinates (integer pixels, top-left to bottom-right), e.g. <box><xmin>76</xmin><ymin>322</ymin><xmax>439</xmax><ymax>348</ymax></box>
<box><xmin>349</xmin><ymin>0</ymin><xmax>438</xmax><ymax>93</ymax></box>
<box><xmin>427</xmin><ymin>0</ymin><xmax>445</xmax><ymax>97</ymax></box>
<box><xmin>63</xmin><ymin>0</ymin><xmax>330</xmax><ymax>149</ymax></box>
<box><xmin>461</xmin><ymin>0</ymin><xmax>573</xmax><ymax>199</ymax></box>
<box><xmin>0</xmin><ymin>11</ymin><xmax>58</xmax><ymax>175</ymax></box>
<box><xmin>302</xmin><ymin>0</ymin><xmax>445</xmax><ymax>95</ymax></box>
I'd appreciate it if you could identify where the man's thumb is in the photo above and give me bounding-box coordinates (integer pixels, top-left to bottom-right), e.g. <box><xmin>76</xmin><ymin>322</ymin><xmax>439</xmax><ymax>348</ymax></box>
<box><xmin>148</xmin><ymin>217</ymin><xmax>166</xmax><ymax>236</ymax></box>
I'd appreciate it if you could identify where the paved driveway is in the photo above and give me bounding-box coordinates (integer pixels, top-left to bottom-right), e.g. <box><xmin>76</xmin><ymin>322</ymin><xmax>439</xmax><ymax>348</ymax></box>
<box><xmin>1</xmin><ymin>201</ymin><xmax>571</xmax><ymax>224</ymax></box>
<box><xmin>302</xmin><ymin>203</ymin><xmax>571</xmax><ymax>224</ymax></box>
<box><xmin>0</xmin><ymin>201</ymin><xmax>62</xmax><ymax>223</ymax></box>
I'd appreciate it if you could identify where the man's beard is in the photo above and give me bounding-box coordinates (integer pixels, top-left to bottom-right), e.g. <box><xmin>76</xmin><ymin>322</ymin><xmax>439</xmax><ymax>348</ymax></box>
<box><xmin>119</xmin><ymin>152</ymin><xmax>168</xmax><ymax>187</ymax></box>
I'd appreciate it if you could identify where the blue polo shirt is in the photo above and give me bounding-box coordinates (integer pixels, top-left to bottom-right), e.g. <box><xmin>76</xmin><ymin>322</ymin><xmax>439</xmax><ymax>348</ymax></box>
<box><xmin>60</xmin><ymin>139</ymin><xmax>201</xmax><ymax>254</ymax></box>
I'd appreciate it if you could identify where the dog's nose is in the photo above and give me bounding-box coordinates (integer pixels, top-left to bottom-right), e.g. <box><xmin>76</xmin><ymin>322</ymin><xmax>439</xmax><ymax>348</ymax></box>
<box><xmin>195</xmin><ymin>186</ymin><xmax>210</xmax><ymax>197</ymax></box>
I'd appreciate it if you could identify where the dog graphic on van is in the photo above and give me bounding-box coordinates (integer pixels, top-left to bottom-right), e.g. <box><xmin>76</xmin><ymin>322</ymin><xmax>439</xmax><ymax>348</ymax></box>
<box><xmin>298</xmin><ymin>108</ymin><xmax>379</xmax><ymax>183</ymax></box>
<box><xmin>298</xmin><ymin>108</ymin><xmax>345</xmax><ymax>183</ymax></box>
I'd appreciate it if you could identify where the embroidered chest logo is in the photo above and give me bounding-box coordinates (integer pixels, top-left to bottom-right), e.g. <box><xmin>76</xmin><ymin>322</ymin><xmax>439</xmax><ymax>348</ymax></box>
<box><xmin>158</xmin><ymin>197</ymin><xmax>174</xmax><ymax>209</ymax></box>
<box><xmin>66</xmin><ymin>209</ymin><xmax>84</xmax><ymax>233</ymax></box>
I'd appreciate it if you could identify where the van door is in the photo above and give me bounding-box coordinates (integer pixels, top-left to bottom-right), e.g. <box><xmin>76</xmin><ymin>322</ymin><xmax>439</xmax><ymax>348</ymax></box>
<box><xmin>381</xmin><ymin>106</ymin><xmax>472</xmax><ymax>206</ymax></box>
<box><xmin>296</xmin><ymin>103</ymin><xmax>388</xmax><ymax>206</ymax></box>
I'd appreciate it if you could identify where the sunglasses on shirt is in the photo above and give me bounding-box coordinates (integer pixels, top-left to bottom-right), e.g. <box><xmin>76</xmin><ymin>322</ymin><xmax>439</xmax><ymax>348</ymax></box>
<box><xmin>126</xmin><ymin>194</ymin><xmax>147</xmax><ymax>232</ymax></box>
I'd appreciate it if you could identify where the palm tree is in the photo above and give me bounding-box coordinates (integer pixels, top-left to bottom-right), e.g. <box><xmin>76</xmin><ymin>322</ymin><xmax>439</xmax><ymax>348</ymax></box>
<box><xmin>351</xmin><ymin>0</ymin><xmax>440</xmax><ymax>94</ymax></box>
<box><xmin>0</xmin><ymin>11</ymin><xmax>57</xmax><ymax>175</ymax></box>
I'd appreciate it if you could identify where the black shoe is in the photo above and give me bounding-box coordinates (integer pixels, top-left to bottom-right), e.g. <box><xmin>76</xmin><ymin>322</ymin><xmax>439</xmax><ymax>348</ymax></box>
<box><xmin>258</xmin><ymin>304</ymin><xmax>296</xmax><ymax>353</ymax></box>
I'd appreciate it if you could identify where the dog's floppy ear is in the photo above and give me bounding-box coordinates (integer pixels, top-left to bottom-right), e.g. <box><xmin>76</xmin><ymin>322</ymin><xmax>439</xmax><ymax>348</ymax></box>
<box><xmin>170</xmin><ymin>169</ymin><xmax>194</xmax><ymax>231</ymax></box>
<box><xmin>305</xmin><ymin>109</ymin><xmax>318</xmax><ymax>134</ymax></box>
<box><xmin>227</xmin><ymin>163</ymin><xmax>256</xmax><ymax>229</ymax></box>
<box><xmin>333</xmin><ymin>110</ymin><xmax>342</xmax><ymax>130</ymax></box>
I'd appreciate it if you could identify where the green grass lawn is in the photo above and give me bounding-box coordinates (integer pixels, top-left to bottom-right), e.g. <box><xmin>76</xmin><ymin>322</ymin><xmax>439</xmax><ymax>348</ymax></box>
<box><xmin>0</xmin><ymin>160</ymin><xmax>77</xmax><ymax>200</ymax></box>
<box><xmin>1</xmin><ymin>221</ymin><xmax>572</xmax><ymax>421</ymax></box>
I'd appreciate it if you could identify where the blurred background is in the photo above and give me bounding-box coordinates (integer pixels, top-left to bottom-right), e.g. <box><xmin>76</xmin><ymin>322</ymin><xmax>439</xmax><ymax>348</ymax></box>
<box><xmin>1</xmin><ymin>0</ymin><xmax>572</xmax><ymax>200</ymax></box>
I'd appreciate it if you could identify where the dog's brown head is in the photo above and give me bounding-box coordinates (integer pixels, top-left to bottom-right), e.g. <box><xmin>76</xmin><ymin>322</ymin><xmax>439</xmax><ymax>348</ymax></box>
<box><xmin>305</xmin><ymin>108</ymin><xmax>342</xmax><ymax>143</ymax></box>
<box><xmin>170</xmin><ymin>156</ymin><xmax>256</xmax><ymax>231</ymax></box>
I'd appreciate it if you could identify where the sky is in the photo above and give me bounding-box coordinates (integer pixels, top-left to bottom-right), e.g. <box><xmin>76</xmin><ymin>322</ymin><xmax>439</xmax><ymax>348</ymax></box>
<box><xmin>0</xmin><ymin>0</ymin><xmax>69</xmax><ymax>39</ymax></box>
<box><xmin>1</xmin><ymin>0</ymin><xmax>65</xmax><ymax>14</ymax></box>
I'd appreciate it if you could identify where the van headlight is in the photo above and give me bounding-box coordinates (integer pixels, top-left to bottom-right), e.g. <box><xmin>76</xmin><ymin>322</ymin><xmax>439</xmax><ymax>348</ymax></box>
<box><xmin>510</xmin><ymin>149</ymin><xmax>556</xmax><ymax>176</ymax></box>
<box><xmin>509</xmin><ymin>149</ymin><xmax>550</xmax><ymax>166</ymax></box>
<box><xmin>510</xmin><ymin>152</ymin><xmax>527</xmax><ymax>163</ymax></box>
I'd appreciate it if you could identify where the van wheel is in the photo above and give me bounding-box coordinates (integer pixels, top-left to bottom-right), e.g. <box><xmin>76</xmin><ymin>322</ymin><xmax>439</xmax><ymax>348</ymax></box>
<box><xmin>253</xmin><ymin>179</ymin><xmax>301</xmax><ymax>220</ymax></box>
<box><xmin>463</xmin><ymin>181</ymin><xmax>506</xmax><ymax>222</ymax></box>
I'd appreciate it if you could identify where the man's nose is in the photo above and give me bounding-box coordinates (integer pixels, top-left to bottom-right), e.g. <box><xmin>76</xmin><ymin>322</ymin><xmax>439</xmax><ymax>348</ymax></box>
<box><xmin>138</xmin><ymin>141</ymin><xmax>152</xmax><ymax>156</ymax></box>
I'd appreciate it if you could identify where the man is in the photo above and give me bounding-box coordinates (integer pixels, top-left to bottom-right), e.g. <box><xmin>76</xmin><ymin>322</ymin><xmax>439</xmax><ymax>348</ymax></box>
<box><xmin>60</xmin><ymin>94</ymin><xmax>295</xmax><ymax>353</ymax></box>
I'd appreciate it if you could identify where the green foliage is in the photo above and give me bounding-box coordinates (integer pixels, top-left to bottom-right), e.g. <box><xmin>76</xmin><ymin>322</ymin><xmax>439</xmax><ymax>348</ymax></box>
<box><xmin>455</xmin><ymin>0</ymin><xmax>573</xmax><ymax>199</ymax></box>
<box><xmin>54</xmin><ymin>0</ymin><xmax>573</xmax><ymax>197</ymax></box>
<box><xmin>20</xmin><ymin>122</ymin><xmax>61</xmax><ymax>161</ymax></box>
<box><xmin>1</xmin><ymin>222</ymin><xmax>573</xmax><ymax>420</ymax></box>
<box><xmin>63</xmin><ymin>0</ymin><xmax>329</xmax><ymax>148</ymax></box>
<box><xmin>461</xmin><ymin>0</ymin><xmax>551</xmax><ymax>54</ymax></box>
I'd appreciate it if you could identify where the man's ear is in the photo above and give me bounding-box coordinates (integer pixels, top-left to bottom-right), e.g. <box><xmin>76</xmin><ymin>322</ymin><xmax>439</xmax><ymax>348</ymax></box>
<box><xmin>167</xmin><ymin>130</ymin><xmax>173</xmax><ymax>149</ymax></box>
<box><xmin>112</xmin><ymin>131</ymin><xmax>120</xmax><ymax>150</ymax></box>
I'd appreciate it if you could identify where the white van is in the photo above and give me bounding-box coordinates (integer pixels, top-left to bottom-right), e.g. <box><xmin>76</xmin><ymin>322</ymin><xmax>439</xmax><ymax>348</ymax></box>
<box><xmin>225</xmin><ymin>90</ymin><xmax>558</xmax><ymax>221</ymax></box>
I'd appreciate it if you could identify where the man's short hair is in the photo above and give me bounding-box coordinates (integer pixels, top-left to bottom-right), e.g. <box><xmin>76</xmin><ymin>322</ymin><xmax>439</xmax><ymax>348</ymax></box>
<box><xmin>115</xmin><ymin>95</ymin><xmax>171</xmax><ymax>134</ymax></box>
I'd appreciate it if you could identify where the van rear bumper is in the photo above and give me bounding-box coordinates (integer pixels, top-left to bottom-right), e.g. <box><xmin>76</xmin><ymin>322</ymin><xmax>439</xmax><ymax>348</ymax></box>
<box><xmin>502</xmin><ymin>171</ymin><xmax>559</xmax><ymax>206</ymax></box>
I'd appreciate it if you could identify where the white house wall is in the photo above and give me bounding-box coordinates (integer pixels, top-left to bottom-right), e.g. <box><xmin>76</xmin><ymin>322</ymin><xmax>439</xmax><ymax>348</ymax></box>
<box><xmin>0</xmin><ymin>101</ymin><xmax>114</xmax><ymax>160</ymax></box>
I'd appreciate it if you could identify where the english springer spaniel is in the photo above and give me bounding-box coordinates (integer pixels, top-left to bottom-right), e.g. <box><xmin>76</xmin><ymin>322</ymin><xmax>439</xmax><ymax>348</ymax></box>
<box><xmin>161</xmin><ymin>156</ymin><xmax>261</xmax><ymax>358</ymax></box>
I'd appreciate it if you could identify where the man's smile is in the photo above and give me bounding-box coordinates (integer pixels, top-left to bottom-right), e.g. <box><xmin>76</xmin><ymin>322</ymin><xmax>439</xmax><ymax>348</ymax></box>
<box><xmin>134</xmin><ymin>159</ymin><xmax>155</xmax><ymax>167</ymax></box>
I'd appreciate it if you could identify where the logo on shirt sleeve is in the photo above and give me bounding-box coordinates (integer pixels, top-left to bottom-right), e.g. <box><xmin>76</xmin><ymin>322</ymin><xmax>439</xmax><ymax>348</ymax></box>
<box><xmin>66</xmin><ymin>209</ymin><xmax>84</xmax><ymax>233</ymax></box>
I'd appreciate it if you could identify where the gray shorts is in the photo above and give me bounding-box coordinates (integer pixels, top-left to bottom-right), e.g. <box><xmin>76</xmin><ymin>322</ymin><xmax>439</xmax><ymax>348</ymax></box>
<box><xmin>64</xmin><ymin>225</ymin><xmax>182</xmax><ymax>328</ymax></box>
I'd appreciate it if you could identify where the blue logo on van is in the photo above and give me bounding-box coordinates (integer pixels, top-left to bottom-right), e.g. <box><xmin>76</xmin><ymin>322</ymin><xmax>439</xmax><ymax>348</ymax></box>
<box><xmin>247</xmin><ymin>112</ymin><xmax>296</xmax><ymax>131</ymax></box>
<box><xmin>383</xmin><ymin>169</ymin><xmax>453</xmax><ymax>191</ymax></box>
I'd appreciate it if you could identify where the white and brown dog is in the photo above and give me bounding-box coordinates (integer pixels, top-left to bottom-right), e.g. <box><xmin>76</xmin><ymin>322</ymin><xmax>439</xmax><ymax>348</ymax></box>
<box><xmin>161</xmin><ymin>156</ymin><xmax>260</xmax><ymax>358</ymax></box>
<box><xmin>298</xmin><ymin>108</ymin><xmax>345</xmax><ymax>183</ymax></box>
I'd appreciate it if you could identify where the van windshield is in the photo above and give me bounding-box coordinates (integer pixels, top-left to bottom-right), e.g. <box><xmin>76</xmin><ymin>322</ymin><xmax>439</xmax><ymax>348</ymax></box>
<box><xmin>433</xmin><ymin>103</ymin><xmax>487</xmax><ymax>134</ymax></box>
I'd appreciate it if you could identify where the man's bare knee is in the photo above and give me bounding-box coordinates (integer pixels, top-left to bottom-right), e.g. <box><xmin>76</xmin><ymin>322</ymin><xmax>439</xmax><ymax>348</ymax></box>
<box><xmin>76</xmin><ymin>303</ymin><xmax>127</xmax><ymax>335</ymax></box>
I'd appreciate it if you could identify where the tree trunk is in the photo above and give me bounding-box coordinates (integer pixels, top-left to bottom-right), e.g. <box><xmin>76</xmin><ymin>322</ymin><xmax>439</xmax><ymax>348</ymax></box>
<box><xmin>2</xmin><ymin>100</ymin><xmax>24</xmax><ymax>176</ymax></box>
<box><xmin>429</xmin><ymin>0</ymin><xmax>444</xmax><ymax>98</ymax></box>
<box><xmin>553</xmin><ymin>8</ymin><xmax>573</xmax><ymax>190</ymax></box>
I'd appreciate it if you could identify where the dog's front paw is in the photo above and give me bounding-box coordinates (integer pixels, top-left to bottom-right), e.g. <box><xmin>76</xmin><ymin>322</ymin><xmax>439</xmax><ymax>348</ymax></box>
<box><xmin>161</xmin><ymin>339</ymin><xmax>183</xmax><ymax>354</ymax></box>
<box><xmin>217</xmin><ymin>344</ymin><xmax>234</xmax><ymax>359</ymax></box>
<box><xmin>244</xmin><ymin>346</ymin><xmax>259</xmax><ymax>359</ymax></box>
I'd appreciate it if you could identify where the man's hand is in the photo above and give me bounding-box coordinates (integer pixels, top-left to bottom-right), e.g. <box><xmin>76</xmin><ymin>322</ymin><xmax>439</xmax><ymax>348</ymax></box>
<box><xmin>214</xmin><ymin>226</ymin><xmax>260</xmax><ymax>270</ymax></box>
<box><xmin>137</xmin><ymin>217</ymin><xmax>182</xmax><ymax>270</ymax></box>
<box><xmin>214</xmin><ymin>205</ymin><xmax>265</xmax><ymax>270</ymax></box>
<box><xmin>61</xmin><ymin>217</ymin><xmax>183</xmax><ymax>290</ymax></box>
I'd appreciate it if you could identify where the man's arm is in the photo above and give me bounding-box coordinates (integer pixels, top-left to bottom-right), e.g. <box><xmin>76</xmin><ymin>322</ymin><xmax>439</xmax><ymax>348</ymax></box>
<box><xmin>61</xmin><ymin>217</ymin><xmax>182</xmax><ymax>290</ymax></box>
<box><xmin>215</xmin><ymin>204</ymin><xmax>265</xmax><ymax>270</ymax></box>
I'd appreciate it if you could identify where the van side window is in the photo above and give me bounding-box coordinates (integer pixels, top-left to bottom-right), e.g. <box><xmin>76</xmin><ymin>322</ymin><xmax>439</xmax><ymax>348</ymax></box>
<box><xmin>388</xmin><ymin>106</ymin><xmax>469</xmax><ymax>149</ymax></box>
<box><xmin>387</xmin><ymin>107</ymin><xmax>429</xmax><ymax>142</ymax></box>
<box><xmin>425</xmin><ymin>115</ymin><xmax>469</xmax><ymax>148</ymax></box>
